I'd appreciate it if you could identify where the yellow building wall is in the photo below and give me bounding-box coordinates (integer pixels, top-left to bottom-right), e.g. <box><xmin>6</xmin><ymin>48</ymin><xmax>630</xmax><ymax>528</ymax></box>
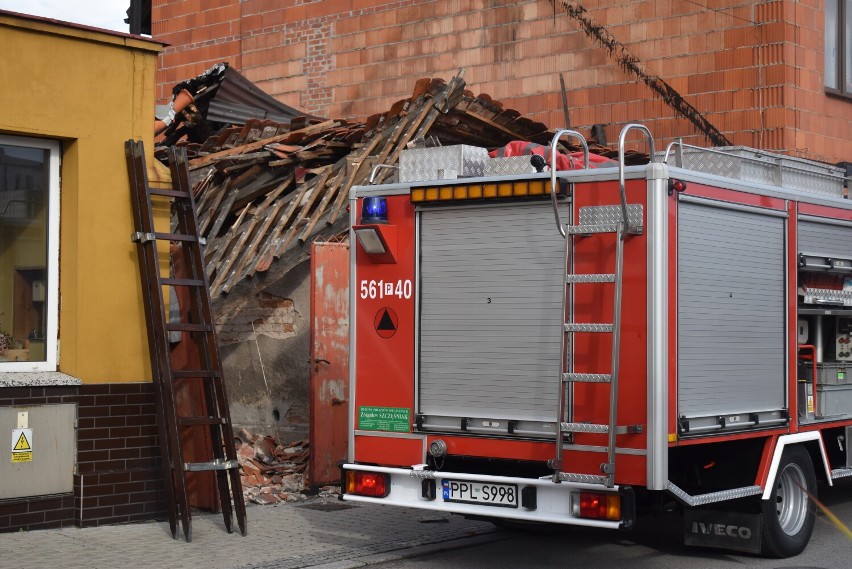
<box><xmin>0</xmin><ymin>14</ymin><xmax>164</xmax><ymax>383</ymax></box>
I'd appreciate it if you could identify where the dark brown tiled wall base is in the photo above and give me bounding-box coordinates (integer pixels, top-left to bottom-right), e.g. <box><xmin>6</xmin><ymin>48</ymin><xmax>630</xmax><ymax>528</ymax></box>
<box><xmin>0</xmin><ymin>383</ymin><xmax>167</xmax><ymax>532</ymax></box>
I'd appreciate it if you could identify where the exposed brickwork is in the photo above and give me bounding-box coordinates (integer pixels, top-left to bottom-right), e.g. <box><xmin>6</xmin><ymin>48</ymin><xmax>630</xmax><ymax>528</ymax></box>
<box><xmin>0</xmin><ymin>383</ymin><xmax>166</xmax><ymax>532</ymax></box>
<box><xmin>216</xmin><ymin>291</ymin><xmax>299</xmax><ymax>345</ymax></box>
<box><xmin>153</xmin><ymin>0</ymin><xmax>852</xmax><ymax>164</ymax></box>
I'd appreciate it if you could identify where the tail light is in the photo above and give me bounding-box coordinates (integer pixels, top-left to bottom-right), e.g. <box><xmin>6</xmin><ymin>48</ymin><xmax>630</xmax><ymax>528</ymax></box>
<box><xmin>345</xmin><ymin>470</ymin><xmax>390</xmax><ymax>498</ymax></box>
<box><xmin>573</xmin><ymin>491</ymin><xmax>621</xmax><ymax>521</ymax></box>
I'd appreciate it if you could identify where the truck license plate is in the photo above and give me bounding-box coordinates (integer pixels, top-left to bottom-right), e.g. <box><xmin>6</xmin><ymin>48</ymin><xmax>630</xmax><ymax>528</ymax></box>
<box><xmin>441</xmin><ymin>480</ymin><xmax>518</xmax><ymax>508</ymax></box>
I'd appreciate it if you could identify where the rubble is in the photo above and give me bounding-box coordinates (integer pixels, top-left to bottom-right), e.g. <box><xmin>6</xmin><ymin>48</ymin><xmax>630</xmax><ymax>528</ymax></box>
<box><xmin>234</xmin><ymin>428</ymin><xmax>321</xmax><ymax>505</ymax></box>
<box><xmin>157</xmin><ymin>67</ymin><xmax>645</xmax><ymax>308</ymax></box>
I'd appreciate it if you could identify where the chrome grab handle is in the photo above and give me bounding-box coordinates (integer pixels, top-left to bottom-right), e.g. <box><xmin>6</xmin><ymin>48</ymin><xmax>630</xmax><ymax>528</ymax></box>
<box><xmin>549</xmin><ymin>129</ymin><xmax>589</xmax><ymax>238</ymax></box>
<box><xmin>617</xmin><ymin>124</ymin><xmax>655</xmax><ymax>234</ymax></box>
<box><xmin>369</xmin><ymin>164</ymin><xmax>398</xmax><ymax>185</ymax></box>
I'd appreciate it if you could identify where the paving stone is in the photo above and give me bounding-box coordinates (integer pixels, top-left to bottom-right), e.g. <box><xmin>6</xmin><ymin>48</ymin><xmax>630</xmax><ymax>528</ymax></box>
<box><xmin>0</xmin><ymin>497</ymin><xmax>500</xmax><ymax>569</ymax></box>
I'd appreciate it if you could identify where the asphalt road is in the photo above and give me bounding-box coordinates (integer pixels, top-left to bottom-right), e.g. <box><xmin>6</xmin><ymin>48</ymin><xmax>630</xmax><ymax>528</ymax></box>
<box><xmin>369</xmin><ymin>478</ymin><xmax>852</xmax><ymax>569</ymax></box>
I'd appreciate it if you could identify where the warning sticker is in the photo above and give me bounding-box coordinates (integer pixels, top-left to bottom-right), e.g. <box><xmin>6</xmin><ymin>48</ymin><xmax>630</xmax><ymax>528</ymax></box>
<box><xmin>11</xmin><ymin>428</ymin><xmax>33</xmax><ymax>463</ymax></box>
<box><xmin>359</xmin><ymin>406</ymin><xmax>410</xmax><ymax>433</ymax></box>
<box><xmin>374</xmin><ymin>307</ymin><xmax>398</xmax><ymax>339</ymax></box>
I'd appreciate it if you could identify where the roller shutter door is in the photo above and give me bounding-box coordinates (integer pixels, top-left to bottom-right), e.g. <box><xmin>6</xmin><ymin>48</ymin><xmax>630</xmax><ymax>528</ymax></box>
<box><xmin>418</xmin><ymin>202</ymin><xmax>566</xmax><ymax>421</ymax></box>
<box><xmin>798</xmin><ymin>219</ymin><xmax>852</xmax><ymax>257</ymax></box>
<box><xmin>677</xmin><ymin>200</ymin><xmax>786</xmax><ymax>417</ymax></box>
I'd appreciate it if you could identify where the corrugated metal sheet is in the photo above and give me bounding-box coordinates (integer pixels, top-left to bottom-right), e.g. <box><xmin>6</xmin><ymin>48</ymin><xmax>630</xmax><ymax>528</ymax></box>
<box><xmin>207</xmin><ymin>67</ymin><xmax>320</xmax><ymax>126</ymax></box>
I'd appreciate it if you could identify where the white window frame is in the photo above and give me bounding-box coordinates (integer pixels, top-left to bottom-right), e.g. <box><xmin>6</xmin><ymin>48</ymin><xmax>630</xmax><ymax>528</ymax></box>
<box><xmin>0</xmin><ymin>134</ymin><xmax>60</xmax><ymax>372</ymax></box>
<box><xmin>825</xmin><ymin>0</ymin><xmax>852</xmax><ymax>98</ymax></box>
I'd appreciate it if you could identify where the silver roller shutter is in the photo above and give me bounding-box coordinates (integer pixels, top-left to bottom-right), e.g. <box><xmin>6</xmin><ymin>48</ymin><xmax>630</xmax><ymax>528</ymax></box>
<box><xmin>418</xmin><ymin>202</ymin><xmax>566</xmax><ymax>422</ymax></box>
<box><xmin>798</xmin><ymin>219</ymin><xmax>852</xmax><ymax>257</ymax></box>
<box><xmin>677</xmin><ymin>199</ymin><xmax>786</xmax><ymax>417</ymax></box>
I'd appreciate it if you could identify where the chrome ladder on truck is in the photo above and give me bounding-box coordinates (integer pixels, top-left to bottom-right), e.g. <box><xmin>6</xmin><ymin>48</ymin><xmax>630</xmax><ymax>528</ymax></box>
<box><xmin>548</xmin><ymin>125</ymin><xmax>651</xmax><ymax>487</ymax></box>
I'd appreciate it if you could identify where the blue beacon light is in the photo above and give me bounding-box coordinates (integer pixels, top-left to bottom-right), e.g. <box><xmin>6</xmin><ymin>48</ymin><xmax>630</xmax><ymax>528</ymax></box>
<box><xmin>361</xmin><ymin>197</ymin><xmax>388</xmax><ymax>224</ymax></box>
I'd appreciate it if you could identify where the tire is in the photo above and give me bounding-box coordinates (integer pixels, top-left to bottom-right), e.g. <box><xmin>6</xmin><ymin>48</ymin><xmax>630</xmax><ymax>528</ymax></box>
<box><xmin>761</xmin><ymin>445</ymin><xmax>817</xmax><ymax>558</ymax></box>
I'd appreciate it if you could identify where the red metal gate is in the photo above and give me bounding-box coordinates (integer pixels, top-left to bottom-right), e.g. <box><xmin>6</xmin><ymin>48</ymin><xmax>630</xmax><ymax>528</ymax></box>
<box><xmin>309</xmin><ymin>240</ymin><xmax>350</xmax><ymax>486</ymax></box>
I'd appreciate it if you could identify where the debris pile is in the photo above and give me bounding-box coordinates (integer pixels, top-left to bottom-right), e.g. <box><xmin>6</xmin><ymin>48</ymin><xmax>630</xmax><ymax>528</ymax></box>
<box><xmin>158</xmin><ymin>68</ymin><xmax>642</xmax><ymax>306</ymax></box>
<box><xmin>234</xmin><ymin>428</ymin><xmax>312</xmax><ymax>505</ymax></box>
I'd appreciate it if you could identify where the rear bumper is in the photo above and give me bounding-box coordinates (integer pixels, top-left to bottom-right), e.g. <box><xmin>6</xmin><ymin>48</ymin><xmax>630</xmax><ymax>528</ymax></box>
<box><xmin>340</xmin><ymin>463</ymin><xmax>634</xmax><ymax>530</ymax></box>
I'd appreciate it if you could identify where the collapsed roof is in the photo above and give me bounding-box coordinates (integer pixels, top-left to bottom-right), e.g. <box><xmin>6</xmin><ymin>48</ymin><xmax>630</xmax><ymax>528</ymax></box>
<box><xmin>157</xmin><ymin>66</ymin><xmax>640</xmax><ymax>313</ymax></box>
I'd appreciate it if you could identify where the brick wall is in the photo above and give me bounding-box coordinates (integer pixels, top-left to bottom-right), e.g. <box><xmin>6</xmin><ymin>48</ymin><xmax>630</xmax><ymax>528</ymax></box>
<box><xmin>75</xmin><ymin>384</ymin><xmax>167</xmax><ymax>528</ymax></box>
<box><xmin>153</xmin><ymin>1</ymin><xmax>851</xmax><ymax>166</ymax></box>
<box><xmin>0</xmin><ymin>384</ymin><xmax>166</xmax><ymax>532</ymax></box>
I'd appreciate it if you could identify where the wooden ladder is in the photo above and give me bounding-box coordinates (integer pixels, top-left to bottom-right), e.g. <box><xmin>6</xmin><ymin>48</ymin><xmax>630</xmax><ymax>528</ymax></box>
<box><xmin>125</xmin><ymin>140</ymin><xmax>247</xmax><ymax>541</ymax></box>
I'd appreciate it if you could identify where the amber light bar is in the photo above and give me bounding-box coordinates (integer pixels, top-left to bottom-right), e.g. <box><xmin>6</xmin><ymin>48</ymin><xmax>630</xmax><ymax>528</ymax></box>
<box><xmin>410</xmin><ymin>179</ymin><xmax>554</xmax><ymax>203</ymax></box>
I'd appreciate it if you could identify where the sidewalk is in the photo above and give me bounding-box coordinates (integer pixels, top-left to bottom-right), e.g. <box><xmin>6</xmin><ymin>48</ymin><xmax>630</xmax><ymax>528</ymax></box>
<box><xmin>0</xmin><ymin>497</ymin><xmax>501</xmax><ymax>569</ymax></box>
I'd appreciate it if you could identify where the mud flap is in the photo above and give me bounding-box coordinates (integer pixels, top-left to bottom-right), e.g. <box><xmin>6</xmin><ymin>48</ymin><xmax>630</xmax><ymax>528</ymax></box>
<box><xmin>683</xmin><ymin>509</ymin><xmax>762</xmax><ymax>554</ymax></box>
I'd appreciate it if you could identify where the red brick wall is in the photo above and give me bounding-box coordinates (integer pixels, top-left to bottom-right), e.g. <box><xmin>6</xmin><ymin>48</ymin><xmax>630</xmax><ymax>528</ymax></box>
<box><xmin>154</xmin><ymin>0</ymin><xmax>852</xmax><ymax>164</ymax></box>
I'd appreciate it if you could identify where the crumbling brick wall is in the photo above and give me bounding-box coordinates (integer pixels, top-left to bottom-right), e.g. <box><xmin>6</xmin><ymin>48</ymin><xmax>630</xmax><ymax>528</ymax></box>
<box><xmin>154</xmin><ymin>0</ymin><xmax>851</xmax><ymax>164</ymax></box>
<box><xmin>214</xmin><ymin>260</ymin><xmax>311</xmax><ymax>440</ymax></box>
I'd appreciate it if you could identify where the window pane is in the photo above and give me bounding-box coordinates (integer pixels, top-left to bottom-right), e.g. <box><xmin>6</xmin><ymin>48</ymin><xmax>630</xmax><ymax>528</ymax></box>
<box><xmin>0</xmin><ymin>144</ymin><xmax>49</xmax><ymax>363</ymax></box>
<box><xmin>846</xmin><ymin>0</ymin><xmax>852</xmax><ymax>92</ymax></box>
<box><xmin>827</xmin><ymin>0</ymin><xmax>839</xmax><ymax>89</ymax></box>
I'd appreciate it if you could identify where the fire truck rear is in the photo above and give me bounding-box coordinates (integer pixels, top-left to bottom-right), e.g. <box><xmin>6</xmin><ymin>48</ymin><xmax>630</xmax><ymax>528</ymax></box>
<box><xmin>341</xmin><ymin>124</ymin><xmax>852</xmax><ymax>558</ymax></box>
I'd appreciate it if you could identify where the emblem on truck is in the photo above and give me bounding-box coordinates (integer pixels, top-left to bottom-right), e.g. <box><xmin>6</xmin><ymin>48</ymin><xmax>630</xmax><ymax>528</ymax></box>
<box><xmin>374</xmin><ymin>307</ymin><xmax>398</xmax><ymax>338</ymax></box>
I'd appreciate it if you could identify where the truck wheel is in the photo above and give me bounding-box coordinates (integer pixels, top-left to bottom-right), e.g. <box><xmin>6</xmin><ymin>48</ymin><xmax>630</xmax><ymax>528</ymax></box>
<box><xmin>761</xmin><ymin>445</ymin><xmax>816</xmax><ymax>558</ymax></box>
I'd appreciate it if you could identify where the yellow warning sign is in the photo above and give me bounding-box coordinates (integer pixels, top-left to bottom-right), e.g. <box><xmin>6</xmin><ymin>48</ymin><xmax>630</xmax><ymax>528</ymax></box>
<box><xmin>11</xmin><ymin>428</ymin><xmax>33</xmax><ymax>463</ymax></box>
<box><xmin>14</xmin><ymin>431</ymin><xmax>31</xmax><ymax>451</ymax></box>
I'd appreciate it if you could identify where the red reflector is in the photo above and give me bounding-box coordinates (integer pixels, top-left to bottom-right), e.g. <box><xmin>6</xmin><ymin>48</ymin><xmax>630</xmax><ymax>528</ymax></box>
<box><xmin>578</xmin><ymin>492</ymin><xmax>621</xmax><ymax>521</ymax></box>
<box><xmin>346</xmin><ymin>471</ymin><xmax>390</xmax><ymax>497</ymax></box>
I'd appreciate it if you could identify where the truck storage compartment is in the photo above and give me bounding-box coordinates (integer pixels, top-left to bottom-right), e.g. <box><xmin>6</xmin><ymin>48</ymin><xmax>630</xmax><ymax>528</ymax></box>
<box><xmin>417</xmin><ymin>201</ymin><xmax>566</xmax><ymax>436</ymax></box>
<box><xmin>676</xmin><ymin>197</ymin><xmax>787</xmax><ymax>433</ymax></box>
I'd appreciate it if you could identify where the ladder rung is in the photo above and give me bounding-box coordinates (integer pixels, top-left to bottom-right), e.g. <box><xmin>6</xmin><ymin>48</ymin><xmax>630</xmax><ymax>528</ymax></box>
<box><xmin>162</xmin><ymin>277</ymin><xmax>205</xmax><ymax>287</ymax></box>
<box><xmin>555</xmin><ymin>472</ymin><xmax>610</xmax><ymax>485</ymax></box>
<box><xmin>150</xmin><ymin>188</ymin><xmax>191</xmax><ymax>198</ymax></box>
<box><xmin>569</xmin><ymin>223</ymin><xmax>618</xmax><ymax>235</ymax></box>
<box><xmin>172</xmin><ymin>370</ymin><xmax>220</xmax><ymax>379</ymax></box>
<box><xmin>563</xmin><ymin>373</ymin><xmax>612</xmax><ymax>383</ymax></box>
<box><xmin>564</xmin><ymin>323</ymin><xmax>613</xmax><ymax>333</ymax></box>
<box><xmin>166</xmin><ymin>323</ymin><xmax>215</xmax><ymax>332</ymax></box>
<box><xmin>560</xmin><ymin>422</ymin><xmax>643</xmax><ymax>434</ymax></box>
<box><xmin>561</xmin><ymin>422</ymin><xmax>610</xmax><ymax>433</ymax></box>
<box><xmin>566</xmin><ymin>274</ymin><xmax>615</xmax><ymax>283</ymax></box>
<box><xmin>184</xmin><ymin>459</ymin><xmax>239</xmax><ymax>472</ymax></box>
<box><xmin>178</xmin><ymin>416</ymin><xmax>227</xmax><ymax>427</ymax></box>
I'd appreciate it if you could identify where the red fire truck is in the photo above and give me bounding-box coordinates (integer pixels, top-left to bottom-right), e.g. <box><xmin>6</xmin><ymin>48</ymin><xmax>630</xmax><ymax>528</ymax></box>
<box><xmin>341</xmin><ymin>124</ymin><xmax>852</xmax><ymax>557</ymax></box>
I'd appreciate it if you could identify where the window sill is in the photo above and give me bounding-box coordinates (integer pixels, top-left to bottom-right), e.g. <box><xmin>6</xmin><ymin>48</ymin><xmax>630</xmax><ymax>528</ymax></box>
<box><xmin>0</xmin><ymin>372</ymin><xmax>82</xmax><ymax>387</ymax></box>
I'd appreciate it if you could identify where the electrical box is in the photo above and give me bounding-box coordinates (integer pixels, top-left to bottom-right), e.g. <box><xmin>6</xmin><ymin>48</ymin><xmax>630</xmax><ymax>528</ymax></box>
<box><xmin>0</xmin><ymin>404</ymin><xmax>76</xmax><ymax>499</ymax></box>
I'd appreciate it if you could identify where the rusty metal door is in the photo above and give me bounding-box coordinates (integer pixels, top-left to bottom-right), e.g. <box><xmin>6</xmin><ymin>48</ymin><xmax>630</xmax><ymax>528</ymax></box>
<box><xmin>309</xmin><ymin>240</ymin><xmax>350</xmax><ymax>486</ymax></box>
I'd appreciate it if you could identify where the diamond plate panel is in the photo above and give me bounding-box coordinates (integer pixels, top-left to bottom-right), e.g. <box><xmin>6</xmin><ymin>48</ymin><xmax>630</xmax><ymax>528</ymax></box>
<box><xmin>564</xmin><ymin>323</ymin><xmax>613</xmax><ymax>332</ymax></box>
<box><xmin>667</xmin><ymin>481</ymin><xmax>762</xmax><ymax>507</ymax></box>
<box><xmin>568</xmin><ymin>224</ymin><xmax>619</xmax><ymax>235</ymax></box>
<box><xmin>802</xmin><ymin>288</ymin><xmax>852</xmax><ymax>307</ymax></box>
<box><xmin>566</xmin><ymin>273</ymin><xmax>615</xmax><ymax>283</ymax></box>
<box><xmin>557</xmin><ymin>473</ymin><xmax>609</xmax><ymax>484</ymax></box>
<box><xmin>563</xmin><ymin>373</ymin><xmax>612</xmax><ymax>383</ymax></box>
<box><xmin>671</xmin><ymin>146</ymin><xmax>845</xmax><ymax>197</ymax></box>
<box><xmin>399</xmin><ymin>145</ymin><xmax>490</xmax><ymax>182</ymax></box>
<box><xmin>483</xmin><ymin>156</ymin><xmax>537</xmax><ymax>176</ymax></box>
<box><xmin>579</xmin><ymin>205</ymin><xmax>643</xmax><ymax>227</ymax></box>
<box><xmin>561</xmin><ymin>422</ymin><xmax>609</xmax><ymax>433</ymax></box>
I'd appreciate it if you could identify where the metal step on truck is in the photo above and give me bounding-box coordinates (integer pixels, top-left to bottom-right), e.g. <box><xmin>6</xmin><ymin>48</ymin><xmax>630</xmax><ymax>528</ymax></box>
<box><xmin>340</xmin><ymin>124</ymin><xmax>852</xmax><ymax>558</ymax></box>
